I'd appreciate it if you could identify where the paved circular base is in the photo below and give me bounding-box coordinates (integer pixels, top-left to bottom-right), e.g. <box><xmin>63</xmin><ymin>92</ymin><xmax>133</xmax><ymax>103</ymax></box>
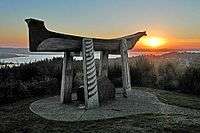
<box><xmin>30</xmin><ymin>89</ymin><xmax>200</xmax><ymax>122</ymax></box>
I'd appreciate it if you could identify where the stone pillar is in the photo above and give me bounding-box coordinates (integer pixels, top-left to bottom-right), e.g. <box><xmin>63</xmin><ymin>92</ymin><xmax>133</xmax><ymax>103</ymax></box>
<box><xmin>120</xmin><ymin>39</ymin><xmax>131</xmax><ymax>97</ymax></box>
<box><xmin>82</xmin><ymin>38</ymin><xmax>99</xmax><ymax>109</ymax></box>
<box><xmin>99</xmin><ymin>51</ymin><xmax>109</xmax><ymax>77</ymax></box>
<box><xmin>60</xmin><ymin>52</ymin><xmax>73</xmax><ymax>104</ymax></box>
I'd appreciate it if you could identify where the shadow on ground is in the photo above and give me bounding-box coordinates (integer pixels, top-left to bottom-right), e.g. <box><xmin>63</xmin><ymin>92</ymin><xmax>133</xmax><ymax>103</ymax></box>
<box><xmin>0</xmin><ymin>88</ymin><xmax>200</xmax><ymax>133</ymax></box>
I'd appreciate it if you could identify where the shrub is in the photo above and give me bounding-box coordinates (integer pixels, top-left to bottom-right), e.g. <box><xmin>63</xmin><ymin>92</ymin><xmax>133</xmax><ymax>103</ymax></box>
<box><xmin>0</xmin><ymin>58</ymin><xmax>62</xmax><ymax>104</ymax></box>
<box><xmin>130</xmin><ymin>56</ymin><xmax>157</xmax><ymax>87</ymax></box>
<box><xmin>0</xmin><ymin>78</ymin><xmax>59</xmax><ymax>104</ymax></box>
<box><xmin>179</xmin><ymin>64</ymin><xmax>200</xmax><ymax>95</ymax></box>
<box><xmin>0</xmin><ymin>80</ymin><xmax>27</xmax><ymax>103</ymax></box>
<box><xmin>157</xmin><ymin>62</ymin><xmax>179</xmax><ymax>91</ymax></box>
<box><xmin>108</xmin><ymin>59</ymin><xmax>122</xmax><ymax>87</ymax></box>
<box><xmin>27</xmin><ymin>78</ymin><xmax>59</xmax><ymax>96</ymax></box>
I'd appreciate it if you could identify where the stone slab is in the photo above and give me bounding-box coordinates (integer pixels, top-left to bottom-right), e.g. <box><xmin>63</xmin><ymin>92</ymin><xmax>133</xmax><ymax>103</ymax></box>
<box><xmin>30</xmin><ymin>89</ymin><xmax>200</xmax><ymax>122</ymax></box>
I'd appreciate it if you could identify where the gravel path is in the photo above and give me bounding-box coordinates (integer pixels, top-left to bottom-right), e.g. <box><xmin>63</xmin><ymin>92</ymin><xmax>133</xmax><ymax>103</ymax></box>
<box><xmin>30</xmin><ymin>89</ymin><xmax>200</xmax><ymax>122</ymax></box>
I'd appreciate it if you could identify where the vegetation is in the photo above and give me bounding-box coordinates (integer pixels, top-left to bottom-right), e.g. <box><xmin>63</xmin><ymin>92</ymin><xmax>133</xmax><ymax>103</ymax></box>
<box><xmin>136</xmin><ymin>87</ymin><xmax>200</xmax><ymax>110</ymax></box>
<box><xmin>157</xmin><ymin>90</ymin><xmax>200</xmax><ymax>110</ymax></box>
<box><xmin>179</xmin><ymin>64</ymin><xmax>200</xmax><ymax>95</ymax></box>
<box><xmin>1</xmin><ymin>55</ymin><xmax>200</xmax><ymax>132</ymax></box>
<box><xmin>130</xmin><ymin>56</ymin><xmax>157</xmax><ymax>87</ymax></box>
<box><xmin>157</xmin><ymin>62</ymin><xmax>179</xmax><ymax>91</ymax></box>
<box><xmin>0</xmin><ymin>58</ymin><xmax>62</xmax><ymax>104</ymax></box>
<box><xmin>0</xmin><ymin>55</ymin><xmax>200</xmax><ymax>105</ymax></box>
<box><xmin>1</xmin><ymin>88</ymin><xmax>200</xmax><ymax>133</ymax></box>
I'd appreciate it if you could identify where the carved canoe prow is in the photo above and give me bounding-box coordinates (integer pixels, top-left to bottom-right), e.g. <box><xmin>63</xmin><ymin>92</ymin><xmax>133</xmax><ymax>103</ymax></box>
<box><xmin>25</xmin><ymin>18</ymin><xmax>147</xmax><ymax>52</ymax></box>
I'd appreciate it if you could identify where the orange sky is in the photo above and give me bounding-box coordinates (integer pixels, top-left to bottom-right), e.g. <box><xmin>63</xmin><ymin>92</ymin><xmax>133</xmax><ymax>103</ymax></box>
<box><xmin>0</xmin><ymin>0</ymin><xmax>200</xmax><ymax>49</ymax></box>
<box><xmin>0</xmin><ymin>26</ymin><xmax>199</xmax><ymax>49</ymax></box>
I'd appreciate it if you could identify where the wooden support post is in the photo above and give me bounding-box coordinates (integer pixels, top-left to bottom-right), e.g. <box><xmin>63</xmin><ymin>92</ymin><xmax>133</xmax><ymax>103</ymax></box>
<box><xmin>120</xmin><ymin>39</ymin><xmax>131</xmax><ymax>97</ymax></box>
<box><xmin>82</xmin><ymin>38</ymin><xmax>99</xmax><ymax>109</ymax></box>
<box><xmin>60</xmin><ymin>52</ymin><xmax>73</xmax><ymax>104</ymax></box>
<box><xmin>99</xmin><ymin>51</ymin><xmax>109</xmax><ymax>77</ymax></box>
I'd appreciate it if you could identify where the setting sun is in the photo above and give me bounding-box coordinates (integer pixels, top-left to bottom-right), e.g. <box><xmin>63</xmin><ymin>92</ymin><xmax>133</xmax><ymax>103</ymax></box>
<box><xmin>141</xmin><ymin>37</ymin><xmax>167</xmax><ymax>48</ymax></box>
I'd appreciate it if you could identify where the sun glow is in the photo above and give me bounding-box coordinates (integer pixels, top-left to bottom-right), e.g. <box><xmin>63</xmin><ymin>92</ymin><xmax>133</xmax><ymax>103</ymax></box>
<box><xmin>141</xmin><ymin>36</ymin><xmax>167</xmax><ymax>48</ymax></box>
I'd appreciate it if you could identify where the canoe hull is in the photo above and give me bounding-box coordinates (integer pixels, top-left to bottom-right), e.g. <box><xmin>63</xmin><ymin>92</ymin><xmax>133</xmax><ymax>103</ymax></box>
<box><xmin>25</xmin><ymin>18</ymin><xmax>146</xmax><ymax>53</ymax></box>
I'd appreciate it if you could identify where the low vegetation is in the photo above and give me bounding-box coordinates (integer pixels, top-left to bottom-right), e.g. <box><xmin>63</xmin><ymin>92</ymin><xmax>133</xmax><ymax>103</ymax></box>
<box><xmin>0</xmin><ymin>56</ymin><xmax>200</xmax><ymax>104</ymax></box>
<box><xmin>0</xmin><ymin>55</ymin><xmax>200</xmax><ymax>132</ymax></box>
<box><xmin>135</xmin><ymin>87</ymin><xmax>200</xmax><ymax>110</ymax></box>
<box><xmin>0</xmin><ymin>58</ymin><xmax>62</xmax><ymax>104</ymax></box>
<box><xmin>1</xmin><ymin>88</ymin><xmax>200</xmax><ymax>133</ymax></box>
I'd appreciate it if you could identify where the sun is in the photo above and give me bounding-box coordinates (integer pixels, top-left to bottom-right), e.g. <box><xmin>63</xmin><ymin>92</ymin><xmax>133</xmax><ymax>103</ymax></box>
<box><xmin>141</xmin><ymin>36</ymin><xmax>167</xmax><ymax>48</ymax></box>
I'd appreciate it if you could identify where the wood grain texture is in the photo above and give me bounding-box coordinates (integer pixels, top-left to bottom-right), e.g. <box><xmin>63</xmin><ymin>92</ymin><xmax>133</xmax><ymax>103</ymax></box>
<box><xmin>25</xmin><ymin>18</ymin><xmax>146</xmax><ymax>52</ymax></box>
<box><xmin>120</xmin><ymin>39</ymin><xmax>131</xmax><ymax>97</ymax></box>
<box><xmin>98</xmin><ymin>51</ymin><xmax>109</xmax><ymax>77</ymax></box>
<box><xmin>82</xmin><ymin>38</ymin><xmax>99</xmax><ymax>109</ymax></box>
<box><xmin>60</xmin><ymin>52</ymin><xmax>73</xmax><ymax>104</ymax></box>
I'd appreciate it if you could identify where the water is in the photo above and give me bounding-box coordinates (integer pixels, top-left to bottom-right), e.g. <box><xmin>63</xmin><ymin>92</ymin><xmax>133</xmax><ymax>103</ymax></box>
<box><xmin>0</xmin><ymin>54</ymin><xmax>63</xmax><ymax>64</ymax></box>
<box><xmin>0</xmin><ymin>51</ymin><xmax>199</xmax><ymax>65</ymax></box>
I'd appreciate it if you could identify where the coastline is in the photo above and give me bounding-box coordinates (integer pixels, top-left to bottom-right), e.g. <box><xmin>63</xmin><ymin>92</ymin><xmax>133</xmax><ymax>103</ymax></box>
<box><xmin>0</xmin><ymin>53</ymin><xmax>26</xmax><ymax>59</ymax></box>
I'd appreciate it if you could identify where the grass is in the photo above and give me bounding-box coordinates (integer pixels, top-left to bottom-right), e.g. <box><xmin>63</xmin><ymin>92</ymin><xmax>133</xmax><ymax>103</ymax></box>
<box><xmin>0</xmin><ymin>89</ymin><xmax>200</xmax><ymax>132</ymax></box>
<box><xmin>157</xmin><ymin>91</ymin><xmax>200</xmax><ymax>110</ymax></box>
<box><xmin>135</xmin><ymin>87</ymin><xmax>200</xmax><ymax>110</ymax></box>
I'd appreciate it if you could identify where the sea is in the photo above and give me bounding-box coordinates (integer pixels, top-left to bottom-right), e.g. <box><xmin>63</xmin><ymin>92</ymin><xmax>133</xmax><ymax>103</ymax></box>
<box><xmin>0</xmin><ymin>51</ymin><xmax>199</xmax><ymax>67</ymax></box>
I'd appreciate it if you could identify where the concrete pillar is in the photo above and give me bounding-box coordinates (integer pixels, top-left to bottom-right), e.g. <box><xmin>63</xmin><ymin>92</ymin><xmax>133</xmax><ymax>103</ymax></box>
<box><xmin>120</xmin><ymin>39</ymin><xmax>131</xmax><ymax>97</ymax></box>
<box><xmin>82</xmin><ymin>38</ymin><xmax>99</xmax><ymax>109</ymax></box>
<box><xmin>98</xmin><ymin>51</ymin><xmax>109</xmax><ymax>77</ymax></box>
<box><xmin>60</xmin><ymin>52</ymin><xmax>73</xmax><ymax>104</ymax></box>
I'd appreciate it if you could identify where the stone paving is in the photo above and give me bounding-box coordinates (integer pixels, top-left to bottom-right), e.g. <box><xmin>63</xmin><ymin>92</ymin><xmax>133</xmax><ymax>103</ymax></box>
<box><xmin>30</xmin><ymin>89</ymin><xmax>200</xmax><ymax>122</ymax></box>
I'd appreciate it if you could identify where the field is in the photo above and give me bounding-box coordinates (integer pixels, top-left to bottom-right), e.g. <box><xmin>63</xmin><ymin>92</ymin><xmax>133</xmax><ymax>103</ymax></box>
<box><xmin>0</xmin><ymin>52</ymin><xmax>200</xmax><ymax>132</ymax></box>
<box><xmin>0</xmin><ymin>87</ymin><xmax>200</xmax><ymax>133</ymax></box>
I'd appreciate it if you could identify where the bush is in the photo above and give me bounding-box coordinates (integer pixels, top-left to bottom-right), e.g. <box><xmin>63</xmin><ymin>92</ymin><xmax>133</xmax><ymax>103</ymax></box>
<box><xmin>0</xmin><ymin>58</ymin><xmax>62</xmax><ymax>104</ymax></box>
<box><xmin>0</xmin><ymin>78</ymin><xmax>60</xmax><ymax>104</ymax></box>
<box><xmin>130</xmin><ymin>56</ymin><xmax>157</xmax><ymax>87</ymax></box>
<box><xmin>179</xmin><ymin>64</ymin><xmax>200</xmax><ymax>95</ymax></box>
<box><xmin>108</xmin><ymin>59</ymin><xmax>122</xmax><ymax>87</ymax></box>
<box><xmin>1</xmin><ymin>55</ymin><xmax>200</xmax><ymax>104</ymax></box>
<box><xmin>108</xmin><ymin>57</ymin><xmax>157</xmax><ymax>88</ymax></box>
<box><xmin>27</xmin><ymin>78</ymin><xmax>60</xmax><ymax>96</ymax></box>
<box><xmin>0</xmin><ymin>80</ymin><xmax>28</xmax><ymax>103</ymax></box>
<box><xmin>157</xmin><ymin>62</ymin><xmax>179</xmax><ymax>91</ymax></box>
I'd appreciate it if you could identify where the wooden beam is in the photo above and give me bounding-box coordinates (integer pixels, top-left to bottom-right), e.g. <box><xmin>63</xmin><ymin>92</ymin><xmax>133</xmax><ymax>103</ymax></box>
<box><xmin>120</xmin><ymin>39</ymin><xmax>131</xmax><ymax>97</ymax></box>
<box><xmin>99</xmin><ymin>51</ymin><xmax>109</xmax><ymax>77</ymax></box>
<box><xmin>25</xmin><ymin>18</ymin><xmax>146</xmax><ymax>52</ymax></box>
<box><xmin>60</xmin><ymin>52</ymin><xmax>73</xmax><ymax>103</ymax></box>
<box><xmin>82</xmin><ymin>38</ymin><xmax>99</xmax><ymax>109</ymax></box>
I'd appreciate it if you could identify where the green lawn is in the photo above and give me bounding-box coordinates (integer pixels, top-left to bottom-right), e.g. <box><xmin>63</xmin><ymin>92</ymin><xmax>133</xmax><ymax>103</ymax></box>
<box><xmin>0</xmin><ymin>89</ymin><xmax>200</xmax><ymax>133</ymax></box>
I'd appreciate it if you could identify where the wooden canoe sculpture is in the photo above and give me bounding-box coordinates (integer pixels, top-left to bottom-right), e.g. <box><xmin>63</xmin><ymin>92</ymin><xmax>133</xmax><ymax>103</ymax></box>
<box><xmin>25</xmin><ymin>18</ymin><xmax>146</xmax><ymax>109</ymax></box>
<box><xmin>25</xmin><ymin>18</ymin><xmax>146</xmax><ymax>53</ymax></box>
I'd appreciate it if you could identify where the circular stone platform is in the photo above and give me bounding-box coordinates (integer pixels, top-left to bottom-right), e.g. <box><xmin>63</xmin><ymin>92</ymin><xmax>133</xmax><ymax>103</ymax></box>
<box><xmin>30</xmin><ymin>89</ymin><xmax>200</xmax><ymax>122</ymax></box>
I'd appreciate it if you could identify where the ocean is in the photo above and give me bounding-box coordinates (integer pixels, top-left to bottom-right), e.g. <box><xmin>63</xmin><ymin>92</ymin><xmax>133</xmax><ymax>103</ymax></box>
<box><xmin>0</xmin><ymin>51</ymin><xmax>199</xmax><ymax>65</ymax></box>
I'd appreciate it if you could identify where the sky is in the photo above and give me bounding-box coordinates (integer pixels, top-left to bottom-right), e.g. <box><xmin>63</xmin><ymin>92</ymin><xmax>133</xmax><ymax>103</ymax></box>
<box><xmin>0</xmin><ymin>0</ymin><xmax>200</xmax><ymax>49</ymax></box>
